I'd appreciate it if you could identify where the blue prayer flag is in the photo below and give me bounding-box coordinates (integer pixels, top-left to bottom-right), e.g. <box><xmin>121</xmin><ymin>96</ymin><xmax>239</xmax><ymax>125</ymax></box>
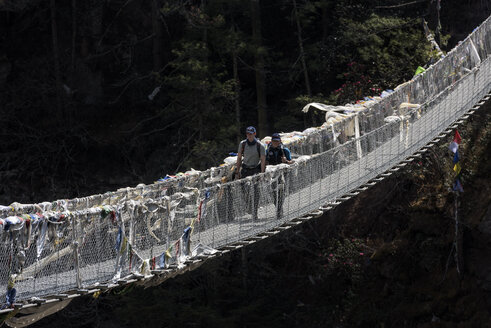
<box><xmin>159</xmin><ymin>252</ymin><xmax>166</xmax><ymax>268</ymax></box>
<box><xmin>453</xmin><ymin>178</ymin><xmax>464</xmax><ymax>193</ymax></box>
<box><xmin>115</xmin><ymin>227</ymin><xmax>122</xmax><ymax>250</ymax></box>
<box><xmin>453</xmin><ymin>151</ymin><xmax>459</xmax><ymax>164</ymax></box>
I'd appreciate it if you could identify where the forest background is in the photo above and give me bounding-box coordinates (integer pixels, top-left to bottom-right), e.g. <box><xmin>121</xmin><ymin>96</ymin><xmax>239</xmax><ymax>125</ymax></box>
<box><xmin>0</xmin><ymin>0</ymin><xmax>488</xmax><ymax>204</ymax></box>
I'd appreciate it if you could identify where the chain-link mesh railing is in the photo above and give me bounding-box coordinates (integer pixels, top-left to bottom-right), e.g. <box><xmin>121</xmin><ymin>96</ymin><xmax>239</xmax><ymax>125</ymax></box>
<box><xmin>0</xmin><ymin>15</ymin><xmax>490</xmax><ymax>303</ymax></box>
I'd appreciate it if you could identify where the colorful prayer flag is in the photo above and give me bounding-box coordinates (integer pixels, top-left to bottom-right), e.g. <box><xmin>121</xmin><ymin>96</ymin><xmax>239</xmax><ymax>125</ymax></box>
<box><xmin>159</xmin><ymin>249</ymin><xmax>172</xmax><ymax>268</ymax></box>
<box><xmin>453</xmin><ymin>130</ymin><xmax>462</xmax><ymax>144</ymax></box>
<box><xmin>182</xmin><ymin>227</ymin><xmax>192</xmax><ymax>255</ymax></box>
<box><xmin>159</xmin><ymin>252</ymin><xmax>165</xmax><ymax>268</ymax></box>
<box><xmin>197</xmin><ymin>200</ymin><xmax>203</xmax><ymax>222</ymax></box>
<box><xmin>449</xmin><ymin>141</ymin><xmax>458</xmax><ymax>153</ymax></box>
<box><xmin>453</xmin><ymin>162</ymin><xmax>461</xmax><ymax>175</ymax></box>
<box><xmin>182</xmin><ymin>227</ymin><xmax>191</xmax><ymax>243</ymax></box>
<box><xmin>453</xmin><ymin>151</ymin><xmax>459</xmax><ymax>164</ymax></box>
<box><xmin>151</xmin><ymin>256</ymin><xmax>156</xmax><ymax>270</ymax></box>
<box><xmin>453</xmin><ymin>178</ymin><xmax>464</xmax><ymax>192</ymax></box>
<box><xmin>115</xmin><ymin>227</ymin><xmax>122</xmax><ymax>250</ymax></box>
<box><xmin>120</xmin><ymin>236</ymin><xmax>128</xmax><ymax>254</ymax></box>
<box><xmin>449</xmin><ymin>130</ymin><xmax>463</xmax><ymax>193</ymax></box>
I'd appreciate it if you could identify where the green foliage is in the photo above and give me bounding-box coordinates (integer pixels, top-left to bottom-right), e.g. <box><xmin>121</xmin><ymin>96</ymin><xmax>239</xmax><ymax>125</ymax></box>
<box><xmin>331</xmin><ymin>14</ymin><xmax>433</xmax><ymax>94</ymax></box>
<box><xmin>439</xmin><ymin>32</ymin><xmax>452</xmax><ymax>48</ymax></box>
<box><xmin>330</xmin><ymin>62</ymin><xmax>382</xmax><ymax>105</ymax></box>
<box><xmin>161</xmin><ymin>40</ymin><xmax>238</xmax><ymax>170</ymax></box>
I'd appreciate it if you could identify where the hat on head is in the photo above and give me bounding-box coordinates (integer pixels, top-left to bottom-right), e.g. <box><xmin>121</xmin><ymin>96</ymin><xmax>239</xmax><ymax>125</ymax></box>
<box><xmin>271</xmin><ymin>133</ymin><xmax>281</xmax><ymax>141</ymax></box>
<box><xmin>246</xmin><ymin>126</ymin><xmax>256</xmax><ymax>134</ymax></box>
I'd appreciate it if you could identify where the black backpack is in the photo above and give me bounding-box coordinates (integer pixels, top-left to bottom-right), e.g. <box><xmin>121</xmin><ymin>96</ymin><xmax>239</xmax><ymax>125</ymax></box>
<box><xmin>266</xmin><ymin>144</ymin><xmax>286</xmax><ymax>165</ymax></box>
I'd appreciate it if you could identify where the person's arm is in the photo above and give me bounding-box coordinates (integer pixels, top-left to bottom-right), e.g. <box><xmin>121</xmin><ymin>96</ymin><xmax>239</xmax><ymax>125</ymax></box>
<box><xmin>236</xmin><ymin>143</ymin><xmax>242</xmax><ymax>179</ymax></box>
<box><xmin>282</xmin><ymin>148</ymin><xmax>293</xmax><ymax>164</ymax></box>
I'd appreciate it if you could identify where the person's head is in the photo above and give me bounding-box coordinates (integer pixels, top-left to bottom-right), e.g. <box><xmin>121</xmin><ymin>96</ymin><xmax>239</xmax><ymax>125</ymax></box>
<box><xmin>246</xmin><ymin>126</ymin><xmax>256</xmax><ymax>141</ymax></box>
<box><xmin>271</xmin><ymin>133</ymin><xmax>281</xmax><ymax>147</ymax></box>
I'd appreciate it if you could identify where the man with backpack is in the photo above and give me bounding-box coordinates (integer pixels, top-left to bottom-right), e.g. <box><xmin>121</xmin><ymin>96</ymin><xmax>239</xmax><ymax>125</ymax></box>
<box><xmin>266</xmin><ymin>133</ymin><xmax>293</xmax><ymax>165</ymax></box>
<box><xmin>235</xmin><ymin>126</ymin><xmax>266</xmax><ymax>221</ymax></box>
<box><xmin>236</xmin><ymin>126</ymin><xmax>266</xmax><ymax>179</ymax></box>
<box><xmin>266</xmin><ymin>133</ymin><xmax>293</xmax><ymax>220</ymax></box>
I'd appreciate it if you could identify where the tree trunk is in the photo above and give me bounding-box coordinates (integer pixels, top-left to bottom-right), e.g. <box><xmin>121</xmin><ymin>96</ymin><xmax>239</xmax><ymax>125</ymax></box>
<box><xmin>152</xmin><ymin>0</ymin><xmax>163</xmax><ymax>71</ymax></box>
<box><xmin>71</xmin><ymin>0</ymin><xmax>77</xmax><ymax>71</ymax></box>
<box><xmin>321</xmin><ymin>2</ymin><xmax>329</xmax><ymax>42</ymax></box>
<box><xmin>233</xmin><ymin>49</ymin><xmax>241</xmax><ymax>144</ymax></box>
<box><xmin>435</xmin><ymin>0</ymin><xmax>441</xmax><ymax>46</ymax></box>
<box><xmin>293</xmin><ymin>0</ymin><xmax>311</xmax><ymax>97</ymax></box>
<box><xmin>50</xmin><ymin>0</ymin><xmax>64</xmax><ymax>121</ymax></box>
<box><xmin>199</xmin><ymin>0</ymin><xmax>209</xmax><ymax>141</ymax></box>
<box><xmin>293</xmin><ymin>0</ymin><xmax>316</xmax><ymax>127</ymax></box>
<box><xmin>251</xmin><ymin>0</ymin><xmax>268</xmax><ymax>138</ymax></box>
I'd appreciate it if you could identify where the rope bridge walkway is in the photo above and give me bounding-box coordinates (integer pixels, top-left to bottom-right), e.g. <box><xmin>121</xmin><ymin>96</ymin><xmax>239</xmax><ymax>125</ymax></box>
<box><xmin>0</xmin><ymin>15</ymin><xmax>489</xmax><ymax>322</ymax></box>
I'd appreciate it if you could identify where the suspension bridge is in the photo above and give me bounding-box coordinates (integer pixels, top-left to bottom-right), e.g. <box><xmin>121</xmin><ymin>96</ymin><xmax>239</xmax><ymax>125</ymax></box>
<box><xmin>0</xmin><ymin>14</ymin><xmax>490</xmax><ymax>326</ymax></box>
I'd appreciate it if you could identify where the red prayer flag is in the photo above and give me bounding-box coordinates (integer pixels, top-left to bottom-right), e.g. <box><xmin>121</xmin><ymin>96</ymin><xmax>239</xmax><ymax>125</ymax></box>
<box><xmin>197</xmin><ymin>200</ymin><xmax>203</xmax><ymax>222</ymax></box>
<box><xmin>453</xmin><ymin>130</ymin><xmax>462</xmax><ymax>144</ymax></box>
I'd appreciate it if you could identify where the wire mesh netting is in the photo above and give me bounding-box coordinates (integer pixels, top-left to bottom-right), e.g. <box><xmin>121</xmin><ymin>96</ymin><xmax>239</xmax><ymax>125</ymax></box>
<box><xmin>0</xmin><ymin>15</ymin><xmax>490</xmax><ymax>303</ymax></box>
